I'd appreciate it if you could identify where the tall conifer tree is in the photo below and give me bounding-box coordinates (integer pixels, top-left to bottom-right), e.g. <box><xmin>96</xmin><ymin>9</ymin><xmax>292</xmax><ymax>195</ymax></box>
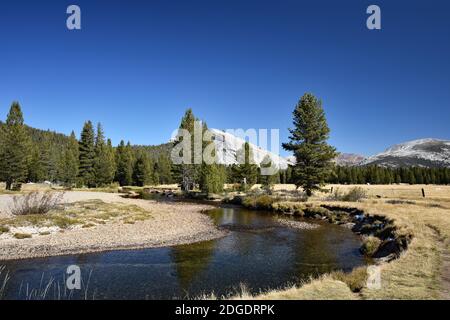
<box><xmin>282</xmin><ymin>93</ymin><xmax>337</xmax><ymax>196</ymax></box>
<box><xmin>115</xmin><ymin>140</ymin><xmax>133</xmax><ymax>186</ymax></box>
<box><xmin>233</xmin><ymin>142</ymin><xmax>259</xmax><ymax>190</ymax></box>
<box><xmin>57</xmin><ymin>131</ymin><xmax>79</xmax><ymax>186</ymax></box>
<box><xmin>172</xmin><ymin>109</ymin><xmax>200</xmax><ymax>191</ymax></box>
<box><xmin>78</xmin><ymin>121</ymin><xmax>96</xmax><ymax>187</ymax></box>
<box><xmin>93</xmin><ymin>123</ymin><xmax>115</xmax><ymax>186</ymax></box>
<box><xmin>0</xmin><ymin>102</ymin><xmax>31</xmax><ymax>190</ymax></box>
<box><xmin>132</xmin><ymin>151</ymin><xmax>151</xmax><ymax>186</ymax></box>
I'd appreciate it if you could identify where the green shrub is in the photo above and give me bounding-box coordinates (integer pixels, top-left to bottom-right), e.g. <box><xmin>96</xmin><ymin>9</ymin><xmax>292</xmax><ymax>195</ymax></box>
<box><xmin>242</xmin><ymin>195</ymin><xmax>276</xmax><ymax>210</ymax></box>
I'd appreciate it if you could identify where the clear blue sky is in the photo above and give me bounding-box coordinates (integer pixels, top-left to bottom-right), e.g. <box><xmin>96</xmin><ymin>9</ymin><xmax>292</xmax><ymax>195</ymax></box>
<box><xmin>1</xmin><ymin>0</ymin><xmax>449</xmax><ymax>156</ymax></box>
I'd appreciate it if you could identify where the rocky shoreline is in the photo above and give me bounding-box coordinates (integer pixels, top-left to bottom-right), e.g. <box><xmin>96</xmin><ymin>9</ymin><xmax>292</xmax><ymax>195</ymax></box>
<box><xmin>232</xmin><ymin>194</ymin><xmax>412</xmax><ymax>262</ymax></box>
<box><xmin>274</xmin><ymin>202</ymin><xmax>413</xmax><ymax>262</ymax></box>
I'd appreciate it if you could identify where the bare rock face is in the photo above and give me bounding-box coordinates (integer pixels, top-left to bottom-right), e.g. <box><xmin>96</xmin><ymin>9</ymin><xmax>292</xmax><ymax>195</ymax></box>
<box><xmin>209</xmin><ymin>128</ymin><xmax>290</xmax><ymax>170</ymax></box>
<box><xmin>361</xmin><ymin>138</ymin><xmax>450</xmax><ymax>168</ymax></box>
<box><xmin>334</xmin><ymin>153</ymin><xmax>366</xmax><ymax>166</ymax></box>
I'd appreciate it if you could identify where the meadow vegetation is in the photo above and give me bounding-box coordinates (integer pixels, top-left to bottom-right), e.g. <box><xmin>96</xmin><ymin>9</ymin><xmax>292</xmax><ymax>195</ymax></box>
<box><xmin>0</xmin><ymin>196</ymin><xmax>152</xmax><ymax>239</ymax></box>
<box><xmin>230</xmin><ymin>184</ymin><xmax>450</xmax><ymax>300</ymax></box>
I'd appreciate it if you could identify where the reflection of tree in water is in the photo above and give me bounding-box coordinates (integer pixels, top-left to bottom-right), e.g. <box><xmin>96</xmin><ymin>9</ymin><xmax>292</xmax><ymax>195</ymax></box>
<box><xmin>170</xmin><ymin>239</ymin><xmax>216</xmax><ymax>292</ymax></box>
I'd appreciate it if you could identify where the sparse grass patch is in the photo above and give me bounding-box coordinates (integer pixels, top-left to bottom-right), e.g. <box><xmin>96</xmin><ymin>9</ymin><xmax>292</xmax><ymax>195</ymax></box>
<box><xmin>13</xmin><ymin>233</ymin><xmax>32</xmax><ymax>239</ymax></box>
<box><xmin>57</xmin><ymin>200</ymin><xmax>151</xmax><ymax>226</ymax></box>
<box><xmin>52</xmin><ymin>216</ymin><xmax>80</xmax><ymax>229</ymax></box>
<box><xmin>331</xmin><ymin>266</ymin><xmax>368</xmax><ymax>293</ymax></box>
<box><xmin>360</xmin><ymin>236</ymin><xmax>382</xmax><ymax>256</ymax></box>
<box><xmin>0</xmin><ymin>226</ymin><xmax>10</xmax><ymax>234</ymax></box>
<box><xmin>242</xmin><ymin>195</ymin><xmax>277</xmax><ymax>210</ymax></box>
<box><xmin>0</xmin><ymin>200</ymin><xmax>152</xmax><ymax>233</ymax></box>
<box><xmin>424</xmin><ymin>202</ymin><xmax>446</xmax><ymax>209</ymax></box>
<box><xmin>271</xmin><ymin>201</ymin><xmax>305</xmax><ymax>215</ymax></box>
<box><xmin>386</xmin><ymin>199</ymin><xmax>416</xmax><ymax>205</ymax></box>
<box><xmin>236</xmin><ymin>275</ymin><xmax>358</xmax><ymax>300</ymax></box>
<box><xmin>328</xmin><ymin>187</ymin><xmax>367</xmax><ymax>202</ymax></box>
<box><xmin>9</xmin><ymin>191</ymin><xmax>64</xmax><ymax>216</ymax></box>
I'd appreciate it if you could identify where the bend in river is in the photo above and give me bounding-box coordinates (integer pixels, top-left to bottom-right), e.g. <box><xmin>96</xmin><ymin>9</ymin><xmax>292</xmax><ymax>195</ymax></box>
<box><xmin>0</xmin><ymin>207</ymin><xmax>366</xmax><ymax>299</ymax></box>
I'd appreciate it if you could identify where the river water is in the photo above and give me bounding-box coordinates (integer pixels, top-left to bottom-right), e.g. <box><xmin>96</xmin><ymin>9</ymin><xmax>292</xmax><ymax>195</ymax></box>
<box><xmin>0</xmin><ymin>207</ymin><xmax>366</xmax><ymax>299</ymax></box>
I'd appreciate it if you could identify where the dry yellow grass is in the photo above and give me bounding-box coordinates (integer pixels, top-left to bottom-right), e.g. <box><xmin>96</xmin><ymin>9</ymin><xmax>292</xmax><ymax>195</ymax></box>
<box><xmin>232</xmin><ymin>276</ymin><xmax>358</xmax><ymax>300</ymax></box>
<box><xmin>243</xmin><ymin>184</ymin><xmax>450</xmax><ymax>300</ymax></box>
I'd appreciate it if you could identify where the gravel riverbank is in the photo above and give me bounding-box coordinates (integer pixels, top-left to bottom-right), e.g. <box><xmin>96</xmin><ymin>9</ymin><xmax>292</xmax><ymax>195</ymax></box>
<box><xmin>0</xmin><ymin>192</ymin><xmax>227</xmax><ymax>261</ymax></box>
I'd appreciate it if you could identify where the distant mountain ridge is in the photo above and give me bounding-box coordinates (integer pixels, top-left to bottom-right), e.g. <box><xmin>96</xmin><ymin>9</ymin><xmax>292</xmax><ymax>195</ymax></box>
<box><xmin>283</xmin><ymin>138</ymin><xmax>450</xmax><ymax>168</ymax></box>
<box><xmin>335</xmin><ymin>153</ymin><xmax>366</xmax><ymax>167</ymax></box>
<box><xmin>360</xmin><ymin>138</ymin><xmax>450</xmax><ymax>168</ymax></box>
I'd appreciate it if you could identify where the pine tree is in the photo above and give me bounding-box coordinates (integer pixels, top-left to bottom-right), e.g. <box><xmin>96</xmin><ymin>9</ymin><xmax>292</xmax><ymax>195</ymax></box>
<box><xmin>28</xmin><ymin>145</ymin><xmax>47</xmax><ymax>182</ymax></box>
<box><xmin>199</xmin><ymin>163</ymin><xmax>226</xmax><ymax>194</ymax></box>
<box><xmin>0</xmin><ymin>102</ymin><xmax>31</xmax><ymax>190</ymax></box>
<box><xmin>408</xmin><ymin>170</ymin><xmax>416</xmax><ymax>184</ymax></box>
<box><xmin>199</xmin><ymin>126</ymin><xmax>225</xmax><ymax>194</ymax></box>
<box><xmin>106</xmin><ymin>139</ymin><xmax>116</xmax><ymax>183</ymax></box>
<box><xmin>132</xmin><ymin>151</ymin><xmax>151</xmax><ymax>186</ymax></box>
<box><xmin>57</xmin><ymin>131</ymin><xmax>79</xmax><ymax>187</ymax></box>
<box><xmin>78</xmin><ymin>121</ymin><xmax>96</xmax><ymax>187</ymax></box>
<box><xmin>115</xmin><ymin>140</ymin><xmax>133</xmax><ymax>186</ymax></box>
<box><xmin>233</xmin><ymin>142</ymin><xmax>259</xmax><ymax>190</ymax></box>
<box><xmin>282</xmin><ymin>93</ymin><xmax>337</xmax><ymax>196</ymax></box>
<box><xmin>155</xmin><ymin>154</ymin><xmax>172</xmax><ymax>185</ymax></box>
<box><xmin>172</xmin><ymin>109</ymin><xmax>201</xmax><ymax>191</ymax></box>
<box><xmin>260</xmin><ymin>155</ymin><xmax>279</xmax><ymax>192</ymax></box>
<box><xmin>93</xmin><ymin>123</ymin><xmax>115</xmax><ymax>186</ymax></box>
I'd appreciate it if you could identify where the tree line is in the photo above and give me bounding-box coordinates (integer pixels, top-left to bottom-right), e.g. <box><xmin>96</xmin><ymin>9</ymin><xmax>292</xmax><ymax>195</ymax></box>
<box><xmin>327</xmin><ymin>165</ymin><xmax>450</xmax><ymax>185</ymax></box>
<box><xmin>0</xmin><ymin>102</ymin><xmax>172</xmax><ymax>190</ymax></box>
<box><xmin>1</xmin><ymin>99</ymin><xmax>449</xmax><ymax>192</ymax></box>
<box><xmin>0</xmin><ymin>102</ymin><xmax>270</xmax><ymax>192</ymax></box>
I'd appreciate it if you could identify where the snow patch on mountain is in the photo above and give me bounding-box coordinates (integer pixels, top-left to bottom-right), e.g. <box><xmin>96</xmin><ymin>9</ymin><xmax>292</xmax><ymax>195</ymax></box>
<box><xmin>361</xmin><ymin>138</ymin><xmax>450</xmax><ymax>168</ymax></box>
